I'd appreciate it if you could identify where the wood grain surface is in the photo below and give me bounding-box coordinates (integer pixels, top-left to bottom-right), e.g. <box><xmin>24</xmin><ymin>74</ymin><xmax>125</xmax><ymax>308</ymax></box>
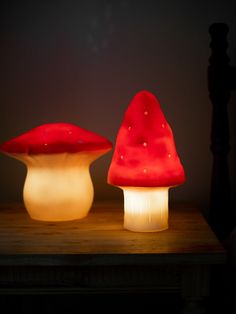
<box><xmin>0</xmin><ymin>202</ymin><xmax>225</xmax><ymax>266</ymax></box>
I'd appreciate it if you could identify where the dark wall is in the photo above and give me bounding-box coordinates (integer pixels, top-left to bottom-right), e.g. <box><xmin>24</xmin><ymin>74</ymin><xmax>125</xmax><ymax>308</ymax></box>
<box><xmin>1</xmin><ymin>1</ymin><xmax>236</xmax><ymax>211</ymax></box>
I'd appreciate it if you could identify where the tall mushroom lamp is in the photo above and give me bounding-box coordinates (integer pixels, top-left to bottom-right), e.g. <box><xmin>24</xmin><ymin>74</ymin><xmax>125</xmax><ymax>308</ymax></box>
<box><xmin>0</xmin><ymin>123</ymin><xmax>112</xmax><ymax>221</ymax></box>
<box><xmin>108</xmin><ymin>91</ymin><xmax>186</xmax><ymax>232</ymax></box>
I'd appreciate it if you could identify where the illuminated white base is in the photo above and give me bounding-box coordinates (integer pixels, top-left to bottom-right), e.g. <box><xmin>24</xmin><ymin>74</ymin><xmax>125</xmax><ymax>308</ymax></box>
<box><xmin>122</xmin><ymin>187</ymin><xmax>169</xmax><ymax>232</ymax></box>
<box><xmin>15</xmin><ymin>152</ymin><xmax>100</xmax><ymax>221</ymax></box>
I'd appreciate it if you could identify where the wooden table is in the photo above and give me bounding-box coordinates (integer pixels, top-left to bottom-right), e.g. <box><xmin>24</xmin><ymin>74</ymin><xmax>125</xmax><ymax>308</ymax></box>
<box><xmin>0</xmin><ymin>202</ymin><xmax>226</xmax><ymax>313</ymax></box>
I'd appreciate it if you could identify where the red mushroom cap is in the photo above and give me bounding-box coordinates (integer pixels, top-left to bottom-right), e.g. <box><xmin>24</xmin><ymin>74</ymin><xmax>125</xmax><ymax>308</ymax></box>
<box><xmin>107</xmin><ymin>91</ymin><xmax>186</xmax><ymax>187</ymax></box>
<box><xmin>0</xmin><ymin>123</ymin><xmax>112</xmax><ymax>155</ymax></box>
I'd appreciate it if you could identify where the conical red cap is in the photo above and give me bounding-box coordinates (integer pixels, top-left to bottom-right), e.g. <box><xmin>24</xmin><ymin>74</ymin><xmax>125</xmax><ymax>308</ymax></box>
<box><xmin>107</xmin><ymin>91</ymin><xmax>186</xmax><ymax>187</ymax></box>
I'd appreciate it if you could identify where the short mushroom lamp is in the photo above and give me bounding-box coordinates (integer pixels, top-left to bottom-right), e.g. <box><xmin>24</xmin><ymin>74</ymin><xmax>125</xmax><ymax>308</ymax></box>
<box><xmin>0</xmin><ymin>123</ymin><xmax>112</xmax><ymax>221</ymax></box>
<box><xmin>108</xmin><ymin>91</ymin><xmax>186</xmax><ymax>232</ymax></box>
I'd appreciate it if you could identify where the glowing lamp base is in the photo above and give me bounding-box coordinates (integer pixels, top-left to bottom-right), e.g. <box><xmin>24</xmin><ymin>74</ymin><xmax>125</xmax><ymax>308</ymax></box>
<box><xmin>122</xmin><ymin>187</ymin><xmax>169</xmax><ymax>232</ymax></box>
<box><xmin>21</xmin><ymin>153</ymin><xmax>95</xmax><ymax>221</ymax></box>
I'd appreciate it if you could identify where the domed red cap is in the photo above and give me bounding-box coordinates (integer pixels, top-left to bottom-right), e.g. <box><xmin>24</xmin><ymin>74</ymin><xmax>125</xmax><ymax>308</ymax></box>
<box><xmin>0</xmin><ymin>123</ymin><xmax>112</xmax><ymax>155</ymax></box>
<box><xmin>107</xmin><ymin>91</ymin><xmax>186</xmax><ymax>187</ymax></box>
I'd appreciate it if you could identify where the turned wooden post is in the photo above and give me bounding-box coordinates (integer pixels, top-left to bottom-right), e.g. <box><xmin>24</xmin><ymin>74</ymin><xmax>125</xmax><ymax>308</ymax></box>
<box><xmin>208</xmin><ymin>23</ymin><xmax>236</xmax><ymax>239</ymax></box>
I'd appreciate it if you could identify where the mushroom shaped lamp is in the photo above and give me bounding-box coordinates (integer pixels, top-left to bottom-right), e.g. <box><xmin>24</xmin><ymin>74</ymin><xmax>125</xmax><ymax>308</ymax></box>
<box><xmin>0</xmin><ymin>123</ymin><xmax>112</xmax><ymax>221</ymax></box>
<box><xmin>108</xmin><ymin>91</ymin><xmax>185</xmax><ymax>232</ymax></box>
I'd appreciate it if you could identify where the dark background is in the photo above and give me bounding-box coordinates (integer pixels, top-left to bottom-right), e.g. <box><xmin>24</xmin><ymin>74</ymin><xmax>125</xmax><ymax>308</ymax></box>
<box><xmin>0</xmin><ymin>0</ymin><xmax>236</xmax><ymax>214</ymax></box>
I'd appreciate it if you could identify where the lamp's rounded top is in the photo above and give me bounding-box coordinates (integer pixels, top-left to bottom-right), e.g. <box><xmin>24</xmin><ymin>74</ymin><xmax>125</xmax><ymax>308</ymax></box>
<box><xmin>107</xmin><ymin>90</ymin><xmax>186</xmax><ymax>187</ymax></box>
<box><xmin>0</xmin><ymin>123</ymin><xmax>112</xmax><ymax>155</ymax></box>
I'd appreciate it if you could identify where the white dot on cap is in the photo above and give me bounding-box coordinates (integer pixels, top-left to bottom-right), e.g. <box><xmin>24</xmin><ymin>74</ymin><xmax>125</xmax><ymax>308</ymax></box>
<box><xmin>161</xmin><ymin>123</ymin><xmax>165</xmax><ymax>128</ymax></box>
<box><xmin>144</xmin><ymin>111</ymin><xmax>148</xmax><ymax>116</ymax></box>
<box><xmin>120</xmin><ymin>155</ymin><xmax>124</xmax><ymax>160</ymax></box>
<box><xmin>44</xmin><ymin>143</ymin><xmax>48</xmax><ymax>146</ymax></box>
<box><xmin>143</xmin><ymin>168</ymin><xmax>148</xmax><ymax>173</ymax></box>
<box><xmin>168</xmin><ymin>153</ymin><xmax>172</xmax><ymax>158</ymax></box>
<box><xmin>128</xmin><ymin>126</ymin><xmax>132</xmax><ymax>131</ymax></box>
<box><xmin>143</xmin><ymin>141</ymin><xmax>148</xmax><ymax>147</ymax></box>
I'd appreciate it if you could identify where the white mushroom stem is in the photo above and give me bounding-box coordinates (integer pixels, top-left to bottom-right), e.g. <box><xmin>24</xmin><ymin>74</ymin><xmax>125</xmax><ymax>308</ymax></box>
<box><xmin>11</xmin><ymin>151</ymin><xmax>106</xmax><ymax>221</ymax></box>
<box><xmin>121</xmin><ymin>187</ymin><xmax>169</xmax><ymax>232</ymax></box>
